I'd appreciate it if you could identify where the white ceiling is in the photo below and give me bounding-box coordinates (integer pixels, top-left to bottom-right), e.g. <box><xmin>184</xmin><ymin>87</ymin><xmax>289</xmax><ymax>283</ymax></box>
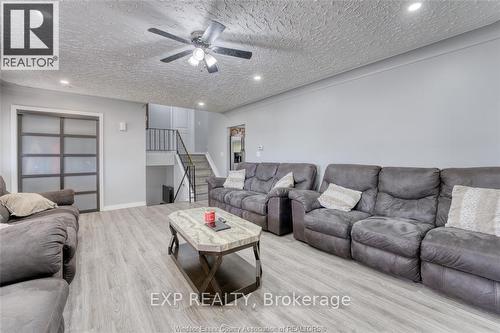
<box><xmin>2</xmin><ymin>1</ymin><xmax>500</xmax><ymax>112</ymax></box>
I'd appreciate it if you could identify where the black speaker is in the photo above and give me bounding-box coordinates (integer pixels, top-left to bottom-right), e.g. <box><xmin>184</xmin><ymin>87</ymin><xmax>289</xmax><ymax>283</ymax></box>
<box><xmin>162</xmin><ymin>185</ymin><xmax>174</xmax><ymax>204</ymax></box>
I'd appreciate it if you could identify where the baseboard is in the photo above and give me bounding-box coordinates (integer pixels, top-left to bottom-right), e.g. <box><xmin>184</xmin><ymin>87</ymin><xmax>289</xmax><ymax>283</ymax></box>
<box><xmin>102</xmin><ymin>201</ymin><xmax>146</xmax><ymax>211</ymax></box>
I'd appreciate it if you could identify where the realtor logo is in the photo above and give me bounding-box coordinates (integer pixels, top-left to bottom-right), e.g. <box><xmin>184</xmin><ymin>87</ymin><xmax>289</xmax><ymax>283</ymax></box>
<box><xmin>1</xmin><ymin>1</ymin><xmax>59</xmax><ymax>70</ymax></box>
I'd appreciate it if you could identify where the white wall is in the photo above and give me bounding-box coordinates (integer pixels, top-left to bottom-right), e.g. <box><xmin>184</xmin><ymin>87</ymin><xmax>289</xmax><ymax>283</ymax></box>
<box><xmin>0</xmin><ymin>82</ymin><xmax>147</xmax><ymax>209</ymax></box>
<box><xmin>208</xmin><ymin>22</ymin><xmax>500</xmax><ymax>182</ymax></box>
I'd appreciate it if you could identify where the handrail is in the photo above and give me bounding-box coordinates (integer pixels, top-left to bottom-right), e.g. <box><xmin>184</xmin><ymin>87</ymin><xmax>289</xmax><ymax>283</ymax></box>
<box><xmin>145</xmin><ymin>127</ymin><xmax>197</xmax><ymax>202</ymax></box>
<box><xmin>175</xmin><ymin>131</ymin><xmax>194</xmax><ymax>167</ymax></box>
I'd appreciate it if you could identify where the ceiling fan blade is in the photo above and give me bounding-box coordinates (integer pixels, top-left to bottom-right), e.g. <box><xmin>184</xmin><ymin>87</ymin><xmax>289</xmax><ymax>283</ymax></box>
<box><xmin>205</xmin><ymin>59</ymin><xmax>218</xmax><ymax>73</ymax></box>
<box><xmin>148</xmin><ymin>28</ymin><xmax>191</xmax><ymax>45</ymax></box>
<box><xmin>211</xmin><ymin>46</ymin><xmax>252</xmax><ymax>59</ymax></box>
<box><xmin>201</xmin><ymin>20</ymin><xmax>226</xmax><ymax>44</ymax></box>
<box><xmin>160</xmin><ymin>49</ymin><xmax>192</xmax><ymax>63</ymax></box>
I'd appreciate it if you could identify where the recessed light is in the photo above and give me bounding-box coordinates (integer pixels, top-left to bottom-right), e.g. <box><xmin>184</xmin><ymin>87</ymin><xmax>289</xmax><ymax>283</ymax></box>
<box><xmin>408</xmin><ymin>2</ymin><xmax>422</xmax><ymax>12</ymax></box>
<box><xmin>253</xmin><ymin>75</ymin><xmax>262</xmax><ymax>81</ymax></box>
<box><xmin>60</xmin><ymin>79</ymin><xmax>70</xmax><ymax>85</ymax></box>
<box><xmin>198</xmin><ymin>102</ymin><xmax>205</xmax><ymax>107</ymax></box>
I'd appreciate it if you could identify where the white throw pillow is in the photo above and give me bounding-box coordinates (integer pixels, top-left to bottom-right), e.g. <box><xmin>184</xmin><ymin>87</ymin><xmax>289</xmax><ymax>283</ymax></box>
<box><xmin>446</xmin><ymin>185</ymin><xmax>500</xmax><ymax>236</ymax></box>
<box><xmin>318</xmin><ymin>183</ymin><xmax>362</xmax><ymax>212</ymax></box>
<box><xmin>223</xmin><ymin>169</ymin><xmax>246</xmax><ymax>190</ymax></box>
<box><xmin>273</xmin><ymin>172</ymin><xmax>294</xmax><ymax>189</ymax></box>
<box><xmin>0</xmin><ymin>193</ymin><xmax>57</xmax><ymax>217</ymax></box>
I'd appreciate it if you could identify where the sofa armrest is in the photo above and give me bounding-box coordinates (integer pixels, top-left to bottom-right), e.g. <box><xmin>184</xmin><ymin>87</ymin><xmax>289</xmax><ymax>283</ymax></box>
<box><xmin>40</xmin><ymin>189</ymin><xmax>74</xmax><ymax>206</ymax></box>
<box><xmin>0</xmin><ymin>220</ymin><xmax>67</xmax><ymax>286</ymax></box>
<box><xmin>289</xmin><ymin>189</ymin><xmax>322</xmax><ymax>213</ymax></box>
<box><xmin>206</xmin><ymin>177</ymin><xmax>226</xmax><ymax>191</ymax></box>
<box><xmin>267</xmin><ymin>187</ymin><xmax>292</xmax><ymax>199</ymax></box>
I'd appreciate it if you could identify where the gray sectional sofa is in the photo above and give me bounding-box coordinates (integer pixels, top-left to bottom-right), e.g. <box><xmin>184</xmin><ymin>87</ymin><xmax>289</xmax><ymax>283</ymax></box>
<box><xmin>0</xmin><ymin>176</ymin><xmax>79</xmax><ymax>332</ymax></box>
<box><xmin>207</xmin><ymin>162</ymin><xmax>317</xmax><ymax>235</ymax></box>
<box><xmin>290</xmin><ymin>164</ymin><xmax>500</xmax><ymax>313</ymax></box>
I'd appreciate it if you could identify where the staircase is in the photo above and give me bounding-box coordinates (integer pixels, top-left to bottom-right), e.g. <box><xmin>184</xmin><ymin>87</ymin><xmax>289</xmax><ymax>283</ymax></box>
<box><xmin>147</xmin><ymin>128</ymin><xmax>214</xmax><ymax>203</ymax></box>
<box><xmin>179</xmin><ymin>154</ymin><xmax>214</xmax><ymax>202</ymax></box>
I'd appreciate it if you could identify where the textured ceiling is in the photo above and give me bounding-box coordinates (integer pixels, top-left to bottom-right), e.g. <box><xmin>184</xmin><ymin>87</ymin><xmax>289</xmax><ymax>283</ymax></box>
<box><xmin>2</xmin><ymin>0</ymin><xmax>500</xmax><ymax>112</ymax></box>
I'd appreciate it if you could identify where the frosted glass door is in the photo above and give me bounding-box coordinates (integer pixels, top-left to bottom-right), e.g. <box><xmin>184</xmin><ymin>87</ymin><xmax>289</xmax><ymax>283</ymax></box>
<box><xmin>18</xmin><ymin>112</ymin><xmax>100</xmax><ymax>212</ymax></box>
<box><xmin>63</xmin><ymin>117</ymin><xmax>99</xmax><ymax>212</ymax></box>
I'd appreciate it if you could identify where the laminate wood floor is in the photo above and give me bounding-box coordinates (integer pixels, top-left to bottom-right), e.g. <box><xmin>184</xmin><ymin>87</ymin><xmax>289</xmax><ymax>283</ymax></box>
<box><xmin>64</xmin><ymin>202</ymin><xmax>500</xmax><ymax>333</ymax></box>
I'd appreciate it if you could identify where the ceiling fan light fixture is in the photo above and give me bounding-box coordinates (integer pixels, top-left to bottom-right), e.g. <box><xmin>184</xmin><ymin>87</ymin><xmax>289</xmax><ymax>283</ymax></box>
<box><xmin>188</xmin><ymin>56</ymin><xmax>199</xmax><ymax>66</ymax></box>
<box><xmin>192</xmin><ymin>47</ymin><xmax>205</xmax><ymax>61</ymax></box>
<box><xmin>204</xmin><ymin>54</ymin><xmax>217</xmax><ymax>68</ymax></box>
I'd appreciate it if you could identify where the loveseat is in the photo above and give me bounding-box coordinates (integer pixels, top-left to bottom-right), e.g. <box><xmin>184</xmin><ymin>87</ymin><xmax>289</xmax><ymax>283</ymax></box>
<box><xmin>290</xmin><ymin>164</ymin><xmax>500</xmax><ymax>313</ymax></box>
<box><xmin>207</xmin><ymin>162</ymin><xmax>317</xmax><ymax>235</ymax></box>
<box><xmin>0</xmin><ymin>175</ymin><xmax>80</xmax><ymax>332</ymax></box>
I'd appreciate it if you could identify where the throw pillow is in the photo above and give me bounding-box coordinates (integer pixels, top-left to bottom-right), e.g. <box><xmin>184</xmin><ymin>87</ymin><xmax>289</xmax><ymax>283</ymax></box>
<box><xmin>318</xmin><ymin>183</ymin><xmax>362</xmax><ymax>212</ymax></box>
<box><xmin>223</xmin><ymin>169</ymin><xmax>246</xmax><ymax>190</ymax></box>
<box><xmin>0</xmin><ymin>204</ymin><xmax>10</xmax><ymax>223</ymax></box>
<box><xmin>273</xmin><ymin>172</ymin><xmax>294</xmax><ymax>189</ymax></box>
<box><xmin>0</xmin><ymin>193</ymin><xmax>57</xmax><ymax>217</ymax></box>
<box><xmin>446</xmin><ymin>185</ymin><xmax>500</xmax><ymax>236</ymax></box>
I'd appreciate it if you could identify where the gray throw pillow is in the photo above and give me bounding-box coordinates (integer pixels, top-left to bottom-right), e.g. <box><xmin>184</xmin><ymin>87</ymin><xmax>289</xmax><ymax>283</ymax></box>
<box><xmin>0</xmin><ymin>204</ymin><xmax>9</xmax><ymax>223</ymax></box>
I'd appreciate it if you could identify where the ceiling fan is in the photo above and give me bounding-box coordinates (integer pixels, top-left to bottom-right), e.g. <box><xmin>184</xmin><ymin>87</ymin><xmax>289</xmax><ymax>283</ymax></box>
<box><xmin>148</xmin><ymin>20</ymin><xmax>252</xmax><ymax>73</ymax></box>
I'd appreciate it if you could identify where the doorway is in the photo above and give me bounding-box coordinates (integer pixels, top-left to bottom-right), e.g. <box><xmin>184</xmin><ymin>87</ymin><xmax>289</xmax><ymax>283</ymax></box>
<box><xmin>229</xmin><ymin>125</ymin><xmax>245</xmax><ymax>170</ymax></box>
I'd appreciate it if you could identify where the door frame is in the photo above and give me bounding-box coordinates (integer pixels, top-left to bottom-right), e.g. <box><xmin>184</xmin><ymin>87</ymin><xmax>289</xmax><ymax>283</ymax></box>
<box><xmin>10</xmin><ymin>104</ymin><xmax>104</xmax><ymax>210</ymax></box>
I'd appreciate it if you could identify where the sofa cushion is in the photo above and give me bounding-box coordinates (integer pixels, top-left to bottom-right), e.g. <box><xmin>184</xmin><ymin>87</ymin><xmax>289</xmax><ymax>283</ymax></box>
<box><xmin>275</xmin><ymin>163</ymin><xmax>317</xmax><ymax>190</ymax></box>
<box><xmin>421</xmin><ymin>227</ymin><xmax>500</xmax><ymax>282</ymax></box>
<box><xmin>319</xmin><ymin>164</ymin><xmax>380</xmax><ymax>214</ymax></box>
<box><xmin>10</xmin><ymin>206</ymin><xmax>80</xmax><ymax>232</ymax></box>
<box><xmin>437</xmin><ymin>167</ymin><xmax>500</xmax><ymax>227</ymax></box>
<box><xmin>0</xmin><ymin>278</ymin><xmax>68</xmax><ymax>333</ymax></box>
<box><xmin>241</xmin><ymin>194</ymin><xmax>268</xmax><ymax>215</ymax></box>
<box><xmin>305</xmin><ymin>208</ymin><xmax>369</xmax><ymax>239</ymax></box>
<box><xmin>374</xmin><ymin>167</ymin><xmax>440</xmax><ymax>224</ymax></box>
<box><xmin>351</xmin><ymin>216</ymin><xmax>434</xmax><ymax>257</ymax></box>
<box><xmin>0</xmin><ymin>220</ymin><xmax>67</xmax><ymax>286</ymax></box>
<box><xmin>236</xmin><ymin>162</ymin><xmax>258</xmax><ymax>190</ymax></box>
<box><xmin>209</xmin><ymin>188</ymin><xmax>234</xmax><ymax>203</ymax></box>
<box><xmin>223</xmin><ymin>190</ymin><xmax>260</xmax><ymax>208</ymax></box>
<box><xmin>249</xmin><ymin>163</ymin><xmax>279</xmax><ymax>193</ymax></box>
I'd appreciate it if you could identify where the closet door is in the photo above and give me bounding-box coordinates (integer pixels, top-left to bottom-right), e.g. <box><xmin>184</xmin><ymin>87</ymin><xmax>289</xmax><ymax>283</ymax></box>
<box><xmin>18</xmin><ymin>111</ymin><xmax>100</xmax><ymax>212</ymax></box>
<box><xmin>63</xmin><ymin>117</ymin><xmax>99</xmax><ymax>212</ymax></box>
<box><xmin>19</xmin><ymin>114</ymin><xmax>61</xmax><ymax>192</ymax></box>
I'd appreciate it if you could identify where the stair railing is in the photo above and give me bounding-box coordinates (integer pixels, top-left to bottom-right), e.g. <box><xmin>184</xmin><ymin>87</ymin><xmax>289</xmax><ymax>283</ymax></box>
<box><xmin>146</xmin><ymin>128</ymin><xmax>176</xmax><ymax>151</ymax></box>
<box><xmin>145</xmin><ymin>128</ymin><xmax>197</xmax><ymax>202</ymax></box>
<box><xmin>174</xmin><ymin>131</ymin><xmax>196</xmax><ymax>202</ymax></box>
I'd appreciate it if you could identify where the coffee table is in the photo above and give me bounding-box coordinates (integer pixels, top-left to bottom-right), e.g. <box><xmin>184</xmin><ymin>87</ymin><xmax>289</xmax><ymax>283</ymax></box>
<box><xmin>168</xmin><ymin>207</ymin><xmax>262</xmax><ymax>305</ymax></box>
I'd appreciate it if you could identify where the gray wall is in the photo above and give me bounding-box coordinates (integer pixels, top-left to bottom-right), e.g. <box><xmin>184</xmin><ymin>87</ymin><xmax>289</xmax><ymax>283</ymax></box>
<box><xmin>0</xmin><ymin>82</ymin><xmax>147</xmax><ymax>208</ymax></box>
<box><xmin>208</xmin><ymin>23</ymin><xmax>500</xmax><ymax>181</ymax></box>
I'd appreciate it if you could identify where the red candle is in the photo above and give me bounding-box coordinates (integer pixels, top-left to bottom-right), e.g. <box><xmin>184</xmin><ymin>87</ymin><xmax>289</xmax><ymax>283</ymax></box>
<box><xmin>204</xmin><ymin>210</ymin><xmax>215</xmax><ymax>223</ymax></box>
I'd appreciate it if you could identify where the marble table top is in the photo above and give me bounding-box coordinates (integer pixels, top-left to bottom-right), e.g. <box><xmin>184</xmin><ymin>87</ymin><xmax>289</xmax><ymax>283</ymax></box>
<box><xmin>168</xmin><ymin>207</ymin><xmax>262</xmax><ymax>252</ymax></box>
